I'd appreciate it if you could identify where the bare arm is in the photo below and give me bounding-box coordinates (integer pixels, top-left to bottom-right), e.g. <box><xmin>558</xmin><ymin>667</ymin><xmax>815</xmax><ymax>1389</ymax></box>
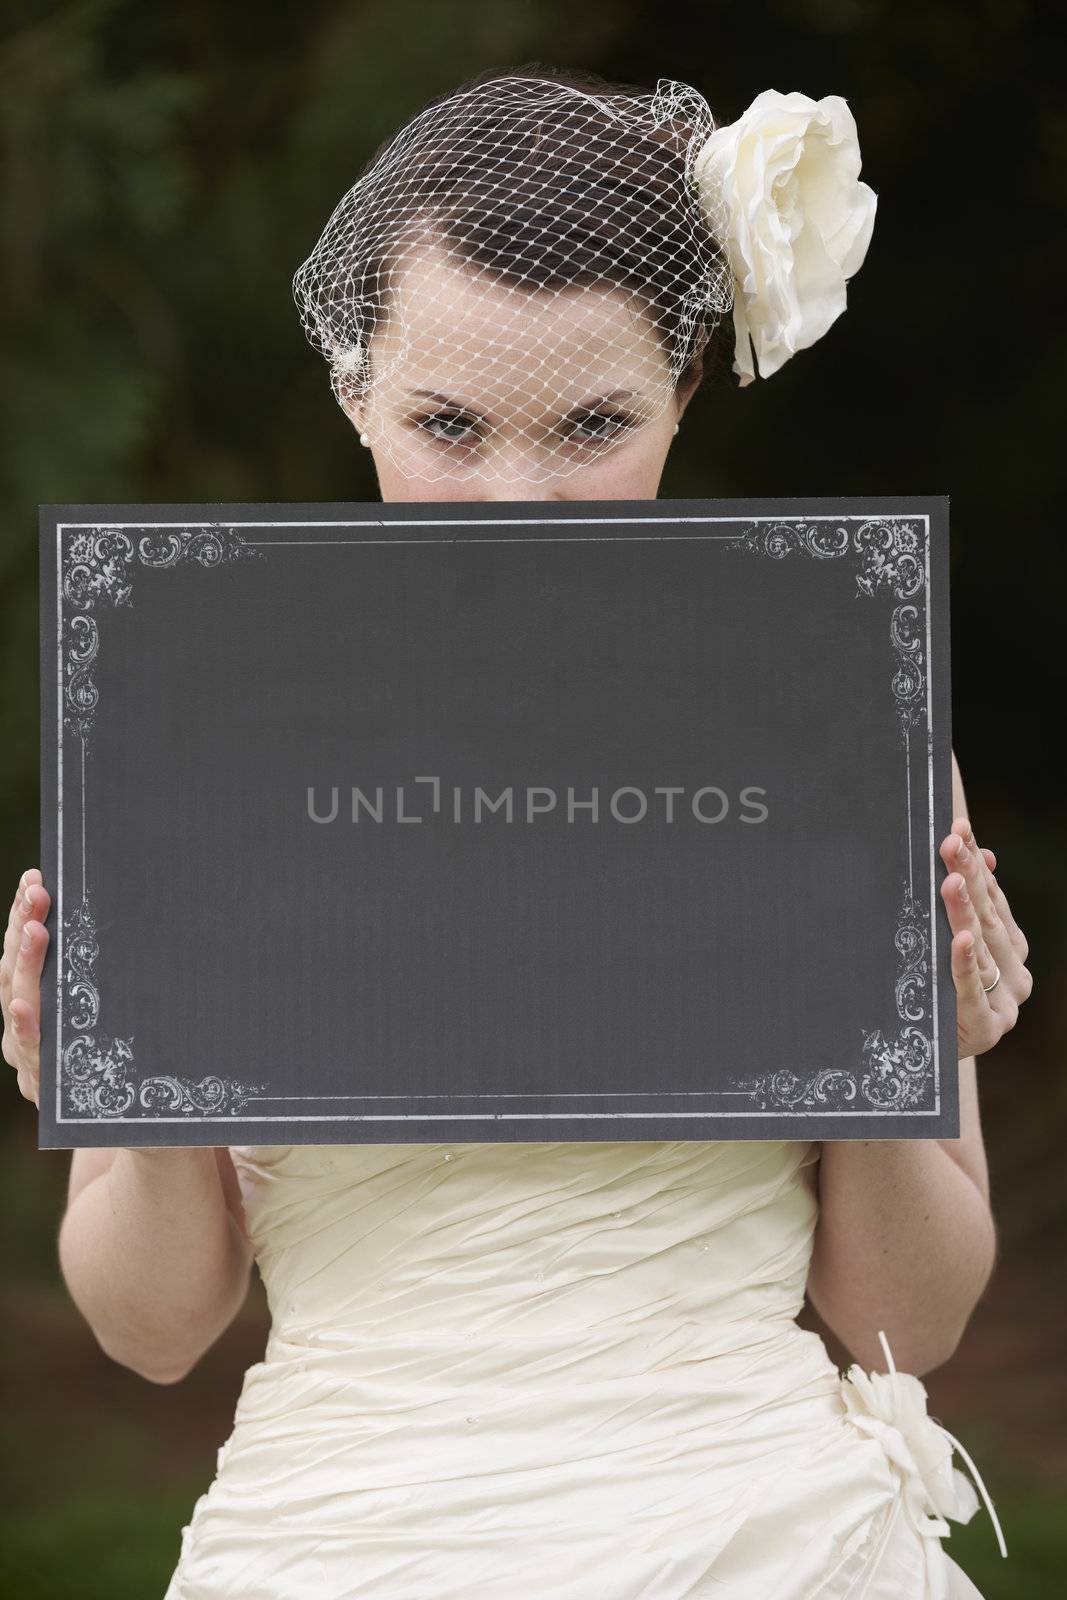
<box><xmin>59</xmin><ymin>1144</ymin><xmax>254</xmax><ymax>1384</ymax></box>
<box><xmin>807</xmin><ymin>1101</ymin><xmax>995</xmax><ymax>1376</ymax></box>
<box><xmin>3</xmin><ymin>867</ymin><xmax>254</xmax><ymax>1385</ymax></box>
<box><xmin>807</xmin><ymin>750</ymin><xmax>1029</xmax><ymax>1375</ymax></box>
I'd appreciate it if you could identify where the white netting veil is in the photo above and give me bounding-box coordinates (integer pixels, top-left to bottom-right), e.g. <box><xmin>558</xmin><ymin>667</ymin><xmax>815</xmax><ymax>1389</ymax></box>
<box><xmin>291</xmin><ymin>71</ymin><xmax>735</xmax><ymax>483</ymax></box>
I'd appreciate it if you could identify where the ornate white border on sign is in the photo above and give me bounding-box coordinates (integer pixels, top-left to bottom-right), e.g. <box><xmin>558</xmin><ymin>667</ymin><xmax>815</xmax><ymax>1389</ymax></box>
<box><xmin>723</xmin><ymin>519</ymin><xmax>927</xmax><ymax>743</ymax></box>
<box><xmin>724</xmin><ymin>519</ymin><xmax>935</xmax><ymax>1110</ymax></box>
<box><xmin>58</xmin><ymin>525</ymin><xmax>269</xmax><ymax>1117</ymax></box>
<box><xmin>63</xmin><ymin>527</ymin><xmax>264</xmax><ymax>743</ymax></box>
<box><xmin>53</xmin><ymin>511</ymin><xmax>941</xmax><ymax>1123</ymax></box>
<box><xmin>741</xmin><ymin>881</ymin><xmax>932</xmax><ymax>1112</ymax></box>
<box><xmin>61</xmin><ymin>893</ymin><xmax>267</xmax><ymax>1118</ymax></box>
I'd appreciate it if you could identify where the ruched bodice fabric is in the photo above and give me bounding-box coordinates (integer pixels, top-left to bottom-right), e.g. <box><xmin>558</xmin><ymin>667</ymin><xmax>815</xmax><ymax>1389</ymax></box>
<box><xmin>163</xmin><ymin>1140</ymin><xmax>984</xmax><ymax>1598</ymax></box>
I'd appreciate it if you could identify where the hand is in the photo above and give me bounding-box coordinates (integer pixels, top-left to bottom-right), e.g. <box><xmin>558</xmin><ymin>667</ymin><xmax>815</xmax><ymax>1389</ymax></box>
<box><xmin>939</xmin><ymin>818</ymin><xmax>1032</xmax><ymax>1057</ymax></box>
<box><xmin>1</xmin><ymin>868</ymin><xmax>51</xmax><ymax>1107</ymax></box>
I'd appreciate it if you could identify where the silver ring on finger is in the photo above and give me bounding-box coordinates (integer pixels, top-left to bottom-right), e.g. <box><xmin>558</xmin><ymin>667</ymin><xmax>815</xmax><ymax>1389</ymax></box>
<box><xmin>982</xmin><ymin>961</ymin><xmax>1001</xmax><ymax>994</ymax></box>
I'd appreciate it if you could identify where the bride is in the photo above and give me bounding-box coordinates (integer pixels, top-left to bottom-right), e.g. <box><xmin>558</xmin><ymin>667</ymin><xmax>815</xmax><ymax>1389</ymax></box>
<box><xmin>3</xmin><ymin>65</ymin><xmax>1032</xmax><ymax>1598</ymax></box>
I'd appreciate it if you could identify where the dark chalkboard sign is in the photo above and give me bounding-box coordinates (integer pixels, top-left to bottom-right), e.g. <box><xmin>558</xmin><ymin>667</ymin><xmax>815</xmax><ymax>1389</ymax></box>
<box><xmin>38</xmin><ymin>495</ymin><xmax>955</xmax><ymax>1146</ymax></box>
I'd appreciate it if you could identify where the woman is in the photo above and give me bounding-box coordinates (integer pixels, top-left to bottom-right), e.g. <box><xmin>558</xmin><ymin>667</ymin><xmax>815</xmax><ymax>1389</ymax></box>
<box><xmin>3</xmin><ymin>66</ymin><xmax>1032</xmax><ymax>1598</ymax></box>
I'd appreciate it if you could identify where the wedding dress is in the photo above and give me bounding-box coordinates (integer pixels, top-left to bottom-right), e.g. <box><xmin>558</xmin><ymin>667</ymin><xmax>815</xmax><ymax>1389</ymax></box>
<box><xmin>162</xmin><ymin>1139</ymin><xmax>993</xmax><ymax>1598</ymax></box>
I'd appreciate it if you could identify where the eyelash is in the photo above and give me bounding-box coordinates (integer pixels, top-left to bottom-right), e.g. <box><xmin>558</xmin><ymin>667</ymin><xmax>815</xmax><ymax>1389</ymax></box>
<box><xmin>411</xmin><ymin>409</ymin><xmax>635</xmax><ymax>448</ymax></box>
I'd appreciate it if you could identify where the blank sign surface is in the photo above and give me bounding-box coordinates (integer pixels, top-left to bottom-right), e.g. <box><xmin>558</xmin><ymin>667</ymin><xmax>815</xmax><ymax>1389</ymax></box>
<box><xmin>38</xmin><ymin>495</ymin><xmax>955</xmax><ymax>1146</ymax></box>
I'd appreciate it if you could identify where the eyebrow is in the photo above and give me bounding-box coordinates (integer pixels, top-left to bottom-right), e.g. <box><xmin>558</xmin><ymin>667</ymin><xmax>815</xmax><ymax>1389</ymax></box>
<box><xmin>408</xmin><ymin>388</ymin><xmax>637</xmax><ymax>419</ymax></box>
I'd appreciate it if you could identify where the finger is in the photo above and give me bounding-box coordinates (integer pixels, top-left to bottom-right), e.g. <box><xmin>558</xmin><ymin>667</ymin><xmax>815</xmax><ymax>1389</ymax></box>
<box><xmin>10</xmin><ymin>917</ymin><xmax>47</xmax><ymax>1045</ymax></box>
<box><xmin>939</xmin><ymin>823</ymin><xmax>971</xmax><ymax>878</ymax></box>
<box><xmin>6</xmin><ymin>868</ymin><xmax>41</xmax><ymax>920</ymax></box>
<box><xmin>22</xmin><ymin>883</ymin><xmax>51</xmax><ymax>938</ymax></box>
<box><xmin>956</xmin><ymin>822</ymin><xmax>1000</xmax><ymax>932</ymax></box>
<box><xmin>951</xmin><ymin>929</ymin><xmax>988</xmax><ymax>1007</ymax></box>
<box><xmin>983</xmin><ymin>862</ymin><xmax>1029</xmax><ymax>960</ymax></box>
<box><xmin>3</xmin><ymin>883</ymin><xmax>50</xmax><ymax>1087</ymax></box>
<box><xmin>4</xmin><ymin>884</ymin><xmax>51</xmax><ymax>1012</ymax></box>
<box><xmin>2</xmin><ymin>872</ymin><xmax>46</xmax><ymax>1005</ymax></box>
<box><xmin>944</xmin><ymin>825</ymin><xmax>1017</xmax><ymax>984</ymax></box>
<box><xmin>939</xmin><ymin>867</ymin><xmax>998</xmax><ymax>988</ymax></box>
<box><xmin>951</xmin><ymin>930</ymin><xmax>997</xmax><ymax>1051</ymax></box>
<box><xmin>6</xmin><ymin>869</ymin><xmax>43</xmax><ymax>942</ymax></box>
<box><xmin>15</xmin><ymin>1067</ymin><xmax>39</xmax><ymax>1108</ymax></box>
<box><xmin>944</xmin><ymin>827</ymin><xmax>1026</xmax><ymax>964</ymax></box>
<box><xmin>1</xmin><ymin>1009</ymin><xmax>20</xmax><ymax>1068</ymax></box>
<box><xmin>962</xmin><ymin>829</ymin><xmax>1031</xmax><ymax>981</ymax></box>
<box><xmin>7</xmin><ymin>991</ymin><xmax>36</xmax><ymax>1036</ymax></box>
<box><xmin>3</xmin><ymin>998</ymin><xmax>35</xmax><ymax>1075</ymax></box>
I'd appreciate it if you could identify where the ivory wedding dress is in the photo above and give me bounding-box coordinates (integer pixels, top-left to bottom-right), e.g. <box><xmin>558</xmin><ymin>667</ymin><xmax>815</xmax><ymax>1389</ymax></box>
<box><xmin>163</xmin><ymin>1139</ymin><xmax>993</xmax><ymax>1598</ymax></box>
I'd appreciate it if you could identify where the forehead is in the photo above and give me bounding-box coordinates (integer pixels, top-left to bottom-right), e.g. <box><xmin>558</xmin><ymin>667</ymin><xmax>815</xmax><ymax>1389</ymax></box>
<box><xmin>371</xmin><ymin>240</ymin><xmax>669</xmax><ymax>409</ymax></box>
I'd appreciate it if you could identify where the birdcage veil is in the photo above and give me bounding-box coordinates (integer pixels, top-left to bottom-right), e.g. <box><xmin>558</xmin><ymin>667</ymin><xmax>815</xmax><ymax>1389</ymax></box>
<box><xmin>290</xmin><ymin>70</ymin><xmax>736</xmax><ymax>483</ymax></box>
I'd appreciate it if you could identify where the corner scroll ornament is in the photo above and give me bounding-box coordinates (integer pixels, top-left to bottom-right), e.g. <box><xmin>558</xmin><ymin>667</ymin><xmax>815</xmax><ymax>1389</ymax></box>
<box><xmin>891</xmin><ymin>882</ymin><xmax>930</xmax><ymax>1023</ymax></box>
<box><xmin>724</xmin><ymin>518</ymin><xmax>927</xmax><ymax>742</ymax></box>
<box><xmin>60</xmin><ymin>894</ymin><xmax>268</xmax><ymax>1122</ymax></box>
<box><xmin>62</xmin><ymin>526</ymin><xmax>265</xmax><ymax>743</ymax></box>
<box><xmin>723</xmin><ymin>520</ymin><xmax>853</xmax><ymax>563</ymax></box>
<box><xmin>740</xmin><ymin>878</ymin><xmax>935</xmax><ymax>1114</ymax></box>
<box><xmin>738</xmin><ymin>1065</ymin><xmax>859</xmax><ymax>1114</ymax></box>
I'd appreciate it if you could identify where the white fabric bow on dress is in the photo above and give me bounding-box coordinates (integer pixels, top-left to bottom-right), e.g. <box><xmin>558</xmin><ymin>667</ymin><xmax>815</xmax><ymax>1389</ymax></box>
<box><xmin>840</xmin><ymin>1330</ymin><xmax>1007</xmax><ymax>1560</ymax></box>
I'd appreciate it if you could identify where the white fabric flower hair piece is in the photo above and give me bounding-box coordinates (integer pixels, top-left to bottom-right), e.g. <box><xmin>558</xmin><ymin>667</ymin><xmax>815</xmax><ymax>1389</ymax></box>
<box><xmin>692</xmin><ymin>88</ymin><xmax>878</xmax><ymax>387</ymax></box>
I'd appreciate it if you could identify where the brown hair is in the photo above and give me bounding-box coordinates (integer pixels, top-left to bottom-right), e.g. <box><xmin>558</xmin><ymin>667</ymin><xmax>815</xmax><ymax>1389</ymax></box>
<box><xmin>295</xmin><ymin>62</ymin><xmax>735</xmax><ymax>398</ymax></box>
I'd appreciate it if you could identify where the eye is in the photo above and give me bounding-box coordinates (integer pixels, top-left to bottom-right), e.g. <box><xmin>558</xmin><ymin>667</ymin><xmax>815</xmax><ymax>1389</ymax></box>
<box><xmin>409</xmin><ymin>406</ymin><xmax>636</xmax><ymax>451</ymax></box>
<box><xmin>566</xmin><ymin>409</ymin><xmax>634</xmax><ymax>445</ymax></box>
<box><xmin>414</xmin><ymin>410</ymin><xmax>481</xmax><ymax>445</ymax></box>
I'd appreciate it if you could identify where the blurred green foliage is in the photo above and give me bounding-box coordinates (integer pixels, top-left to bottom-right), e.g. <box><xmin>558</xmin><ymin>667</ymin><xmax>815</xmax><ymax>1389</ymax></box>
<box><xmin>2</xmin><ymin>0</ymin><xmax>1064</xmax><ymax>942</ymax></box>
<box><xmin>1</xmin><ymin>0</ymin><xmax>1064</xmax><ymax>1593</ymax></box>
<box><xmin>0</xmin><ymin>1460</ymin><xmax>1061</xmax><ymax>1597</ymax></box>
<box><xmin>0</xmin><ymin>1483</ymin><xmax>208</xmax><ymax>1599</ymax></box>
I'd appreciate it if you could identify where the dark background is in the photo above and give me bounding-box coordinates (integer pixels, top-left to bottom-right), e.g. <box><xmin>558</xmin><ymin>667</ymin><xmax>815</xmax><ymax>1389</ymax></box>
<box><xmin>1</xmin><ymin>1</ymin><xmax>1064</xmax><ymax>1593</ymax></box>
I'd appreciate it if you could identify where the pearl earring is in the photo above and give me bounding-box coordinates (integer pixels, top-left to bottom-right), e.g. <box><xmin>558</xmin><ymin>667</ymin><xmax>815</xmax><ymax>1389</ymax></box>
<box><xmin>674</xmin><ymin>423</ymin><xmax>680</xmax><ymax>435</ymax></box>
<box><xmin>359</xmin><ymin>432</ymin><xmax>370</xmax><ymax>447</ymax></box>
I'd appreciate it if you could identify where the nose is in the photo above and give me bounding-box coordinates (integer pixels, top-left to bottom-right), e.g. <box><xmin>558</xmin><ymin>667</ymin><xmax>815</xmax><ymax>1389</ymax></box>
<box><xmin>480</xmin><ymin>479</ymin><xmax>564</xmax><ymax>502</ymax></box>
<box><xmin>475</xmin><ymin>441</ymin><xmax>565</xmax><ymax>502</ymax></box>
